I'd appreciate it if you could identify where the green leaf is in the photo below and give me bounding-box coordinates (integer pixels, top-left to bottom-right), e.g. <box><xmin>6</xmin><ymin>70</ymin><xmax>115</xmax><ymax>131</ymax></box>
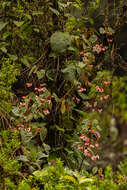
<box><xmin>13</xmin><ymin>21</ymin><xmax>24</xmax><ymax>27</ymax></box>
<box><xmin>50</xmin><ymin>31</ymin><xmax>71</xmax><ymax>53</ymax></box>
<box><xmin>33</xmin><ymin>169</ymin><xmax>48</xmax><ymax>178</ymax></box>
<box><xmin>18</xmin><ymin>182</ymin><xmax>31</xmax><ymax>190</ymax></box>
<box><xmin>23</xmin><ymin>13</ymin><xmax>32</xmax><ymax>21</ymax></box>
<box><xmin>0</xmin><ymin>46</ymin><xmax>7</xmax><ymax>53</ymax></box>
<box><xmin>78</xmin><ymin>62</ymin><xmax>87</xmax><ymax>69</ymax></box>
<box><xmin>18</xmin><ymin>155</ymin><xmax>29</xmax><ymax>162</ymax></box>
<box><xmin>33</xmin><ymin>28</ymin><xmax>40</xmax><ymax>32</ymax></box>
<box><xmin>54</xmin><ymin>125</ymin><xmax>65</xmax><ymax>132</ymax></box>
<box><xmin>0</xmin><ymin>22</ymin><xmax>8</xmax><ymax>31</ymax></box>
<box><xmin>78</xmin><ymin>93</ymin><xmax>89</xmax><ymax>100</ymax></box>
<box><xmin>61</xmin><ymin>99</ymin><xmax>66</xmax><ymax>114</ymax></box>
<box><xmin>37</xmin><ymin>151</ymin><xmax>48</xmax><ymax>160</ymax></box>
<box><xmin>74</xmin><ymin>109</ymin><xmax>87</xmax><ymax>117</ymax></box>
<box><xmin>43</xmin><ymin>143</ymin><xmax>51</xmax><ymax>153</ymax></box>
<box><xmin>12</xmin><ymin>106</ymin><xmax>20</xmax><ymax>116</ymax></box>
<box><xmin>8</xmin><ymin>54</ymin><xmax>18</xmax><ymax>61</ymax></box>
<box><xmin>62</xmin><ymin>64</ymin><xmax>76</xmax><ymax>81</ymax></box>
<box><xmin>40</xmin><ymin>127</ymin><xmax>47</xmax><ymax>142</ymax></box>
<box><xmin>89</xmin><ymin>34</ymin><xmax>98</xmax><ymax>43</ymax></box>
<box><xmin>3</xmin><ymin>32</ymin><xmax>12</xmax><ymax>40</ymax></box>
<box><xmin>92</xmin><ymin>166</ymin><xmax>98</xmax><ymax>174</ymax></box>
<box><xmin>49</xmin><ymin>7</ymin><xmax>60</xmax><ymax>16</ymax></box>
<box><xmin>37</xmin><ymin>69</ymin><xmax>45</xmax><ymax>79</ymax></box>
<box><xmin>21</xmin><ymin>57</ymin><xmax>30</xmax><ymax>67</ymax></box>
<box><xmin>64</xmin><ymin>176</ymin><xmax>76</xmax><ymax>183</ymax></box>
<box><xmin>53</xmin><ymin>93</ymin><xmax>60</xmax><ymax>102</ymax></box>
<box><xmin>20</xmin><ymin>128</ymin><xmax>33</xmax><ymax>145</ymax></box>
<box><xmin>99</xmin><ymin>27</ymin><xmax>105</xmax><ymax>34</ymax></box>
<box><xmin>32</xmin><ymin>11</ymin><xmax>43</xmax><ymax>16</ymax></box>
<box><xmin>83</xmin><ymin>160</ymin><xmax>90</xmax><ymax>166</ymax></box>
<box><xmin>79</xmin><ymin>177</ymin><xmax>93</xmax><ymax>184</ymax></box>
<box><xmin>29</xmin><ymin>65</ymin><xmax>37</xmax><ymax>76</ymax></box>
<box><xmin>108</xmin><ymin>27</ymin><xmax>115</xmax><ymax>35</ymax></box>
<box><xmin>67</xmin><ymin>46</ymin><xmax>76</xmax><ymax>51</ymax></box>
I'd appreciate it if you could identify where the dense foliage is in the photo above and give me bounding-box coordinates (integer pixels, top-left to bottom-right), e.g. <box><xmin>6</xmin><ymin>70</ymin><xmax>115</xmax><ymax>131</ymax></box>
<box><xmin>0</xmin><ymin>0</ymin><xmax>127</xmax><ymax>189</ymax></box>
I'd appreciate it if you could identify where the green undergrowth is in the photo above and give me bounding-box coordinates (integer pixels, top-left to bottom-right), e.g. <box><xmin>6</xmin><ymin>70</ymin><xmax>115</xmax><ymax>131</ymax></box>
<box><xmin>0</xmin><ymin>129</ymin><xmax>21</xmax><ymax>189</ymax></box>
<box><xmin>17</xmin><ymin>159</ymin><xmax>127</xmax><ymax>190</ymax></box>
<box><xmin>0</xmin><ymin>130</ymin><xmax>127</xmax><ymax>190</ymax></box>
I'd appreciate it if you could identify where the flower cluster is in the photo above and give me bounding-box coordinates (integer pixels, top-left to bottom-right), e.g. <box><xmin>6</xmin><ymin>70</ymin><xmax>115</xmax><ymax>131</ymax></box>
<box><xmin>77</xmin><ymin>85</ymin><xmax>86</xmax><ymax>93</ymax></box>
<box><xmin>15</xmin><ymin>83</ymin><xmax>54</xmax><ymax>132</ymax></box>
<box><xmin>93</xmin><ymin>44</ymin><xmax>108</xmax><ymax>54</ymax></box>
<box><xmin>78</xmin><ymin>129</ymin><xmax>100</xmax><ymax>161</ymax></box>
<box><xmin>72</xmin><ymin>97</ymin><xmax>80</xmax><ymax>104</ymax></box>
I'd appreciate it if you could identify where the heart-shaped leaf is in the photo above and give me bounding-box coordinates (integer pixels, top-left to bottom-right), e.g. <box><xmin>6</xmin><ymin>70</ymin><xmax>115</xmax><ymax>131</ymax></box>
<box><xmin>0</xmin><ymin>22</ymin><xmax>8</xmax><ymax>31</ymax></box>
<box><xmin>40</xmin><ymin>127</ymin><xmax>47</xmax><ymax>142</ymax></box>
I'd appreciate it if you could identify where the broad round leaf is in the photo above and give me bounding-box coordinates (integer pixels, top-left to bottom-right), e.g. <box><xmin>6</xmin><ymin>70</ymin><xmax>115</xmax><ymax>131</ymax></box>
<box><xmin>50</xmin><ymin>31</ymin><xmax>71</xmax><ymax>53</ymax></box>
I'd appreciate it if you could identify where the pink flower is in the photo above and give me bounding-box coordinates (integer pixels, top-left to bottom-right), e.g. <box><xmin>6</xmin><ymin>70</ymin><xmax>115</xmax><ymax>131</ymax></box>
<box><xmin>78</xmin><ymin>145</ymin><xmax>83</xmax><ymax>150</ymax></box>
<box><xmin>87</xmin><ymin>147</ymin><xmax>91</xmax><ymax>151</ymax></box>
<box><xmin>106</xmin><ymin>31</ymin><xmax>110</xmax><ymax>35</ymax></box>
<box><xmin>83</xmin><ymin>57</ymin><xmax>89</xmax><ymax>62</ymax></box>
<box><xmin>94</xmin><ymin>101</ymin><xmax>97</xmax><ymax>107</ymax></box>
<box><xmin>85</xmin><ymin>142</ymin><xmax>89</xmax><ymax>146</ymax></box>
<box><xmin>35</xmin><ymin>87</ymin><xmax>46</xmax><ymax>92</ymax></box>
<box><xmin>72</xmin><ymin>97</ymin><xmax>80</xmax><ymax>103</ymax></box>
<box><xmin>92</xmin><ymin>109</ymin><xmax>95</xmax><ymax>112</ymax></box>
<box><xmin>104</xmin><ymin>81</ymin><xmax>110</xmax><ymax>85</ymax></box>
<box><xmin>26</xmin><ymin>127</ymin><xmax>31</xmax><ymax>132</ymax></box>
<box><xmin>104</xmin><ymin>95</ymin><xmax>109</xmax><ymax>100</ymax></box>
<box><xmin>47</xmin><ymin>99</ymin><xmax>51</xmax><ymax>104</ymax></box>
<box><xmin>96</xmin><ymin>86</ymin><xmax>104</xmax><ymax>93</ymax></box>
<box><xmin>84</xmin><ymin>149</ymin><xmax>91</xmax><ymax>157</ymax></box>
<box><xmin>107</xmin><ymin>39</ymin><xmax>112</xmax><ymax>43</ymax></box>
<box><xmin>89</xmin><ymin>65</ymin><xmax>93</xmax><ymax>68</ymax></box>
<box><xmin>37</xmin><ymin>128</ymin><xmax>41</xmax><ymax>133</ymax></box>
<box><xmin>75</xmin><ymin>97</ymin><xmax>80</xmax><ymax>104</ymax></box>
<box><xmin>80</xmin><ymin>136</ymin><xmax>90</xmax><ymax>143</ymax></box>
<box><xmin>89</xmin><ymin>104</ymin><xmax>92</xmax><ymax>108</ymax></box>
<box><xmin>88</xmin><ymin>82</ymin><xmax>92</xmax><ymax>86</ymax></box>
<box><xmin>89</xmin><ymin>129</ymin><xmax>94</xmax><ymax>133</ymax></box>
<box><xmin>35</xmin><ymin>96</ymin><xmax>38</xmax><ymax>101</ymax></box>
<box><xmin>90</xmin><ymin>145</ymin><xmax>95</xmax><ymax>148</ymax></box>
<box><xmin>99</xmin><ymin>88</ymin><xmax>104</xmax><ymax>93</ymax></box>
<box><xmin>43</xmin><ymin>109</ymin><xmax>50</xmax><ymax>115</ymax></box>
<box><xmin>20</xmin><ymin>102</ymin><xmax>28</xmax><ymax>106</ymax></box>
<box><xmin>86</xmin><ymin>152</ymin><xmax>91</xmax><ymax>157</ymax></box>
<box><xmin>123</xmin><ymin>175</ymin><xmax>127</xmax><ymax>180</ymax></box>
<box><xmin>100</xmin><ymin>96</ymin><xmax>103</xmax><ymax>101</ymax></box>
<box><xmin>91</xmin><ymin>154</ymin><xmax>99</xmax><ymax>160</ymax></box>
<box><xmin>38</xmin><ymin>87</ymin><xmax>46</xmax><ymax>92</ymax></box>
<box><xmin>17</xmin><ymin>123</ymin><xmax>24</xmax><ymax>128</ymax></box>
<box><xmin>96</xmin><ymin>86</ymin><xmax>100</xmax><ymax>90</ymax></box>
<box><xmin>98</xmin><ymin>109</ymin><xmax>102</xmax><ymax>113</ymax></box>
<box><xmin>100</xmin><ymin>174</ymin><xmax>104</xmax><ymax>178</ymax></box>
<box><xmin>78</xmin><ymin>87</ymin><xmax>86</xmax><ymax>93</ymax></box>
<box><xmin>40</xmin><ymin>98</ymin><xmax>46</xmax><ymax>102</ymax></box>
<box><xmin>95</xmin><ymin>142</ymin><xmax>99</xmax><ymax>147</ymax></box>
<box><xmin>22</xmin><ymin>96</ymin><xmax>26</xmax><ymax>99</ymax></box>
<box><xmin>117</xmin><ymin>180</ymin><xmax>121</xmax><ymax>186</ymax></box>
<box><xmin>84</xmin><ymin>52</ymin><xmax>89</xmax><ymax>56</ymax></box>
<box><xmin>85</xmin><ymin>101</ymin><xmax>90</xmax><ymax>107</ymax></box>
<box><xmin>26</xmin><ymin>83</ymin><xmax>32</xmax><ymax>87</ymax></box>
<box><xmin>93</xmin><ymin>132</ymin><xmax>101</xmax><ymax>139</ymax></box>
